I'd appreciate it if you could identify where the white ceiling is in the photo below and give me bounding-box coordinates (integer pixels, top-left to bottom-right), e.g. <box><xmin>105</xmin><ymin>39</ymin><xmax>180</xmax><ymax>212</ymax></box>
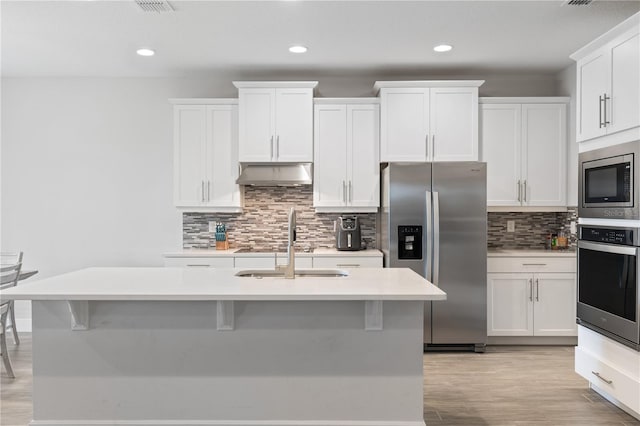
<box><xmin>2</xmin><ymin>0</ymin><xmax>639</xmax><ymax>78</ymax></box>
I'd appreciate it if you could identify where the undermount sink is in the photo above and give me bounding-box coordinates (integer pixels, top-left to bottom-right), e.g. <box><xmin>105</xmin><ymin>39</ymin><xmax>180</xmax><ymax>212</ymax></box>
<box><xmin>235</xmin><ymin>269</ymin><xmax>349</xmax><ymax>278</ymax></box>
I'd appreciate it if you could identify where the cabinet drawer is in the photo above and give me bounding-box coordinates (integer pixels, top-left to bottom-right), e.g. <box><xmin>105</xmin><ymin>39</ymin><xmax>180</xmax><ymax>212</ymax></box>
<box><xmin>575</xmin><ymin>346</ymin><xmax>640</xmax><ymax>413</ymax></box>
<box><xmin>488</xmin><ymin>257</ymin><xmax>576</xmax><ymax>273</ymax></box>
<box><xmin>164</xmin><ymin>257</ymin><xmax>234</xmax><ymax>268</ymax></box>
<box><xmin>313</xmin><ymin>256</ymin><xmax>383</xmax><ymax>269</ymax></box>
<box><xmin>234</xmin><ymin>256</ymin><xmax>276</xmax><ymax>269</ymax></box>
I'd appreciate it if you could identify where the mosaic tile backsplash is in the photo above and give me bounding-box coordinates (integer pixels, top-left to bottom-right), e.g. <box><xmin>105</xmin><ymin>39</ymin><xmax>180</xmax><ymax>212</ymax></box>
<box><xmin>487</xmin><ymin>209</ymin><xmax>578</xmax><ymax>250</ymax></box>
<box><xmin>183</xmin><ymin>186</ymin><xmax>376</xmax><ymax>251</ymax></box>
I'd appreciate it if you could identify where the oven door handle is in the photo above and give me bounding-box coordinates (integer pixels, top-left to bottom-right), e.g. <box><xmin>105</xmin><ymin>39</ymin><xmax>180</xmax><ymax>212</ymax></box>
<box><xmin>578</xmin><ymin>240</ymin><xmax>638</xmax><ymax>256</ymax></box>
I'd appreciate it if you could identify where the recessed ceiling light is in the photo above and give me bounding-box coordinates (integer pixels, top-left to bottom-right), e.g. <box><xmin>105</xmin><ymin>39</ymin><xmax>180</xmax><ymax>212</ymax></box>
<box><xmin>136</xmin><ymin>48</ymin><xmax>155</xmax><ymax>57</ymax></box>
<box><xmin>433</xmin><ymin>44</ymin><xmax>453</xmax><ymax>53</ymax></box>
<box><xmin>289</xmin><ymin>45</ymin><xmax>308</xmax><ymax>54</ymax></box>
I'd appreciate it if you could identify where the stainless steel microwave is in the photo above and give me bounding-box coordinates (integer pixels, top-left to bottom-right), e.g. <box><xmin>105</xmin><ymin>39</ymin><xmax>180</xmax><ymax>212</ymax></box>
<box><xmin>579</xmin><ymin>140</ymin><xmax>640</xmax><ymax>219</ymax></box>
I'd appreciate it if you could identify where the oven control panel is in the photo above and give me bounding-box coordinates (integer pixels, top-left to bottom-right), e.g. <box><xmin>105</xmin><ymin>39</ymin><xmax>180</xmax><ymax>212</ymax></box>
<box><xmin>580</xmin><ymin>226</ymin><xmax>636</xmax><ymax>245</ymax></box>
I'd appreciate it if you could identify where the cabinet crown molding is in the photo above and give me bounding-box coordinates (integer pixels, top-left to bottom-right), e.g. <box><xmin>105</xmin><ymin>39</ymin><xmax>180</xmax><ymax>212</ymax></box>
<box><xmin>169</xmin><ymin>98</ymin><xmax>238</xmax><ymax>105</ymax></box>
<box><xmin>233</xmin><ymin>81</ymin><xmax>319</xmax><ymax>89</ymax></box>
<box><xmin>373</xmin><ymin>80</ymin><xmax>484</xmax><ymax>93</ymax></box>
<box><xmin>570</xmin><ymin>12</ymin><xmax>640</xmax><ymax>61</ymax></box>
<box><xmin>480</xmin><ymin>97</ymin><xmax>569</xmax><ymax>104</ymax></box>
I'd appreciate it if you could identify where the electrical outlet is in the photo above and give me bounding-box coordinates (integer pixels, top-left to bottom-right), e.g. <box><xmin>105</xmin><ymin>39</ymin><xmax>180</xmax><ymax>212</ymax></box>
<box><xmin>507</xmin><ymin>220</ymin><xmax>515</xmax><ymax>233</ymax></box>
<box><xmin>209</xmin><ymin>222</ymin><xmax>216</xmax><ymax>233</ymax></box>
<box><xmin>570</xmin><ymin>221</ymin><xmax>577</xmax><ymax>234</ymax></box>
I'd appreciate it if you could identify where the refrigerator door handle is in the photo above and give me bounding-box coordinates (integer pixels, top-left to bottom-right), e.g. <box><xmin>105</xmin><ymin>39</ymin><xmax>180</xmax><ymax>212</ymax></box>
<box><xmin>426</xmin><ymin>191</ymin><xmax>433</xmax><ymax>281</ymax></box>
<box><xmin>433</xmin><ymin>191</ymin><xmax>440</xmax><ymax>287</ymax></box>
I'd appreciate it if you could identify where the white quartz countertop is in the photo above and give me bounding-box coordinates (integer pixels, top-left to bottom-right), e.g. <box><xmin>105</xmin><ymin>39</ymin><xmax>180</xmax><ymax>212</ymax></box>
<box><xmin>163</xmin><ymin>248</ymin><xmax>383</xmax><ymax>258</ymax></box>
<box><xmin>1</xmin><ymin>267</ymin><xmax>445</xmax><ymax>302</ymax></box>
<box><xmin>488</xmin><ymin>249</ymin><xmax>576</xmax><ymax>258</ymax></box>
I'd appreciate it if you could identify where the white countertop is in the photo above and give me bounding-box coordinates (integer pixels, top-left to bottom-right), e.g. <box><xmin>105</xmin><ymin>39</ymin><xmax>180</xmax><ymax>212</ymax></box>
<box><xmin>488</xmin><ymin>249</ymin><xmax>576</xmax><ymax>258</ymax></box>
<box><xmin>1</xmin><ymin>267</ymin><xmax>444</xmax><ymax>302</ymax></box>
<box><xmin>163</xmin><ymin>248</ymin><xmax>383</xmax><ymax>258</ymax></box>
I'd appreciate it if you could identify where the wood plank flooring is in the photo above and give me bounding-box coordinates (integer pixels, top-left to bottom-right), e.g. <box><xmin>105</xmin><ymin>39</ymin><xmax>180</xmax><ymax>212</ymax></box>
<box><xmin>1</xmin><ymin>336</ymin><xmax>638</xmax><ymax>425</ymax></box>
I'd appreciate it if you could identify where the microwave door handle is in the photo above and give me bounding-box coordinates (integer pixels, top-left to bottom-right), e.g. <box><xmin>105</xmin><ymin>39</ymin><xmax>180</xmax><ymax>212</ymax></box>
<box><xmin>578</xmin><ymin>240</ymin><xmax>638</xmax><ymax>256</ymax></box>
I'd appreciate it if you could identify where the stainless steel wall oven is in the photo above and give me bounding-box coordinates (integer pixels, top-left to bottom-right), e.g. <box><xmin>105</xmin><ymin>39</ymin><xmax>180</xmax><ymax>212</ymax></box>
<box><xmin>579</xmin><ymin>140</ymin><xmax>640</xmax><ymax>219</ymax></box>
<box><xmin>577</xmin><ymin>224</ymin><xmax>640</xmax><ymax>350</ymax></box>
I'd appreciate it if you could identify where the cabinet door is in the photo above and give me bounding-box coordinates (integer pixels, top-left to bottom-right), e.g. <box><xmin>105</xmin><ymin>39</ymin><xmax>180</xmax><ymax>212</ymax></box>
<box><xmin>274</xmin><ymin>88</ymin><xmax>313</xmax><ymax>162</ymax></box>
<box><xmin>205</xmin><ymin>105</ymin><xmax>242</xmax><ymax>208</ymax></box>
<box><xmin>312</xmin><ymin>256</ymin><xmax>383</xmax><ymax>268</ymax></box>
<box><xmin>174</xmin><ymin>105</ymin><xmax>206</xmax><ymax>207</ymax></box>
<box><xmin>533</xmin><ymin>273</ymin><xmax>577</xmax><ymax>337</ymax></box>
<box><xmin>576</xmin><ymin>51</ymin><xmax>609</xmax><ymax>142</ymax></box>
<box><xmin>522</xmin><ymin>104</ymin><xmax>566</xmax><ymax>206</ymax></box>
<box><xmin>608</xmin><ymin>31</ymin><xmax>640</xmax><ymax>135</ymax></box>
<box><xmin>430</xmin><ymin>87</ymin><xmax>478</xmax><ymax>161</ymax></box>
<box><xmin>379</xmin><ymin>88</ymin><xmax>429</xmax><ymax>162</ymax></box>
<box><xmin>487</xmin><ymin>273</ymin><xmax>534</xmax><ymax>336</ymax></box>
<box><xmin>313</xmin><ymin>104</ymin><xmax>348</xmax><ymax>208</ymax></box>
<box><xmin>480</xmin><ymin>104</ymin><xmax>522</xmax><ymax>206</ymax></box>
<box><xmin>238</xmin><ymin>88</ymin><xmax>275</xmax><ymax>162</ymax></box>
<box><xmin>348</xmin><ymin>104</ymin><xmax>380</xmax><ymax>208</ymax></box>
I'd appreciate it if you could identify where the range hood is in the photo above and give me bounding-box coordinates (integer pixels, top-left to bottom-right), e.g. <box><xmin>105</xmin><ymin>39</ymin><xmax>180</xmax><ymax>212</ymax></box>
<box><xmin>236</xmin><ymin>163</ymin><xmax>312</xmax><ymax>186</ymax></box>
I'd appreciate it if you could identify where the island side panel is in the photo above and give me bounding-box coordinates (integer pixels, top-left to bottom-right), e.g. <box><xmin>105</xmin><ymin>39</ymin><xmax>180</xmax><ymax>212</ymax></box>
<box><xmin>31</xmin><ymin>300</ymin><xmax>425</xmax><ymax>425</ymax></box>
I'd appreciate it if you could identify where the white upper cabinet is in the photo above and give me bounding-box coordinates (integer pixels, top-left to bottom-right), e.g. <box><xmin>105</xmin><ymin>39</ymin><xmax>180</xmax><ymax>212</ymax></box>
<box><xmin>572</xmin><ymin>13</ymin><xmax>640</xmax><ymax>144</ymax></box>
<box><xmin>234</xmin><ymin>82</ymin><xmax>317</xmax><ymax>162</ymax></box>
<box><xmin>172</xmin><ymin>100</ymin><xmax>242</xmax><ymax>212</ymax></box>
<box><xmin>480</xmin><ymin>98</ymin><xmax>567</xmax><ymax>208</ymax></box>
<box><xmin>375</xmin><ymin>81</ymin><xmax>483</xmax><ymax>162</ymax></box>
<box><xmin>313</xmin><ymin>99</ymin><xmax>380</xmax><ymax>212</ymax></box>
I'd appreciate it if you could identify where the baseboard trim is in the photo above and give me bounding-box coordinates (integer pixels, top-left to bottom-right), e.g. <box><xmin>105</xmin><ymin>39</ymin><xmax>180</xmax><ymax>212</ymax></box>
<box><xmin>591</xmin><ymin>383</ymin><xmax>640</xmax><ymax>421</ymax></box>
<box><xmin>30</xmin><ymin>421</ymin><xmax>426</xmax><ymax>426</ymax></box>
<box><xmin>488</xmin><ymin>336</ymin><xmax>577</xmax><ymax>346</ymax></box>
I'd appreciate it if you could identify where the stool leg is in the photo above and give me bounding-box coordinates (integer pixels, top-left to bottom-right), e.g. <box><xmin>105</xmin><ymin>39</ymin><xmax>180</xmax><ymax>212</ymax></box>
<box><xmin>9</xmin><ymin>302</ymin><xmax>19</xmax><ymax>345</ymax></box>
<box><xmin>0</xmin><ymin>328</ymin><xmax>15</xmax><ymax>379</ymax></box>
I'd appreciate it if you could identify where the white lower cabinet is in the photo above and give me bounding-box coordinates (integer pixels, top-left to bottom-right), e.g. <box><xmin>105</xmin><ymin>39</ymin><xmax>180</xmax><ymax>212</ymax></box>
<box><xmin>487</xmin><ymin>256</ymin><xmax>577</xmax><ymax>337</ymax></box>
<box><xmin>234</xmin><ymin>256</ymin><xmax>276</xmax><ymax>269</ymax></box>
<box><xmin>313</xmin><ymin>256</ymin><xmax>382</xmax><ymax>269</ymax></box>
<box><xmin>575</xmin><ymin>325</ymin><xmax>640</xmax><ymax>418</ymax></box>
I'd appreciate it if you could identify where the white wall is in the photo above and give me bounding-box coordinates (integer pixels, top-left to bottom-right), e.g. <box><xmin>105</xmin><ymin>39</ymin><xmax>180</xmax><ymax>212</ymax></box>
<box><xmin>1</xmin><ymin>72</ymin><xmax>559</xmax><ymax>331</ymax></box>
<box><xmin>556</xmin><ymin>64</ymin><xmax>578</xmax><ymax>207</ymax></box>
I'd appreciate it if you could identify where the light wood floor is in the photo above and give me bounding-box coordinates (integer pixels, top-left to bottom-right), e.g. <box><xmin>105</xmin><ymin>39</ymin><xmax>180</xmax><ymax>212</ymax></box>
<box><xmin>1</xmin><ymin>336</ymin><xmax>638</xmax><ymax>425</ymax></box>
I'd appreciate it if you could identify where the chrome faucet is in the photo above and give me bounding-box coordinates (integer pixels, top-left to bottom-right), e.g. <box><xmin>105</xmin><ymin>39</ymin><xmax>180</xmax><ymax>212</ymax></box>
<box><xmin>276</xmin><ymin>207</ymin><xmax>296</xmax><ymax>279</ymax></box>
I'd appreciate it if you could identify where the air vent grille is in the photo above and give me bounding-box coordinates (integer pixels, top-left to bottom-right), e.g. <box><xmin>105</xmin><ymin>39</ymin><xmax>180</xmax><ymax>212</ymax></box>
<box><xmin>134</xmin><ymin>0</ymin><xmax>174</xmax><ymax>13</ymax></box>
<box><xmin>566</xmin><ymin>0</ymin><xmax>593</xmax><ymax>5</ymax></box>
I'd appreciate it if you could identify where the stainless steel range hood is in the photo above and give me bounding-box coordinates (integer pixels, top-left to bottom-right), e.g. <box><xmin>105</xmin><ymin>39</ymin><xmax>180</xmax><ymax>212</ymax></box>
<box><xmin>236</xmin><ymin>163</ymin><xmax>312</xmax><ymax>186</ymax></box>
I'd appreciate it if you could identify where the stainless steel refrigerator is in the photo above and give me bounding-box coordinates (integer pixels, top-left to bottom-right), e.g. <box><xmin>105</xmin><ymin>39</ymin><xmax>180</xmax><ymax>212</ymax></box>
<box><xmin>379</xmin><ymin>162</ymin><xmax>487</xmax><ymax>352</ymax></box>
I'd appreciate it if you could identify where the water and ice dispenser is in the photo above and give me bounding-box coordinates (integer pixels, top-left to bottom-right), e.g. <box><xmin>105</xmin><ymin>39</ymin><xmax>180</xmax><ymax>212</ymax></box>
<box><xmin>398</xmin><ymin>225</ymin><xmax>422</xmax><ymax>260</ymax></box>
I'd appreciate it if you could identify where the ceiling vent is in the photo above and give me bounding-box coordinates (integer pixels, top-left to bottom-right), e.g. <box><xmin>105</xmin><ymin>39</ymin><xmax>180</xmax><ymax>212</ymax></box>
<box><xmin>134</xmin><ymin>0</ymin><xmax>174</xmax><ymax>13</ymax></box>
<box><xmin>565</xmin><ymin>0</ymin><xmax>593</xmax><ymax>5</ymax></box>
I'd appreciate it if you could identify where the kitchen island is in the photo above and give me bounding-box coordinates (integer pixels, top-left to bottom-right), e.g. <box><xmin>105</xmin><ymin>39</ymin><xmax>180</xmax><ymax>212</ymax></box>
<box><xmin>2</xmin><ymin>267</ymin><xmax>445</xmax><ymax>426</ymax></box>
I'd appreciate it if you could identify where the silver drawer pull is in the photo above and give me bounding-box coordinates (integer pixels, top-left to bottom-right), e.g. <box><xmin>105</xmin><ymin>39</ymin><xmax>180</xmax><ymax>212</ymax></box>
<box><xmin>591</xmin><ymin>371</ymin><xmax>613</xmax><ymax>385</ymax></box>
<box><xmin>337</xmin><ymin>264</ymin><xmax>360</xmax><ymax>268</ymax></box>
<box><xmin>522</xmin><ymin>263</ymin><xmax>547</xmax><ymax>266</ymax></box>
<box><xmin>186</xmin><ymin>264</ymin><xmax>210</xmax><ymax>267</ymax></box>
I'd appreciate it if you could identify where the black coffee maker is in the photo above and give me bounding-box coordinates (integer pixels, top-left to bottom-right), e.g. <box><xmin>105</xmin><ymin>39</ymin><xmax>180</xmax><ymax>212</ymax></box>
<box><xmin>335</xmin><ymin>216</ymin><xmax>362</xmax><ymax>251</ymax></box>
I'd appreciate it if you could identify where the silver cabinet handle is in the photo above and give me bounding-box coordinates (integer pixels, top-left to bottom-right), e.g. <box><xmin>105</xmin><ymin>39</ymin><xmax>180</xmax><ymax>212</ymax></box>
<box><xmin>187</xmin><ymin>264</ymin><xmax>210</xmax><ymax>267</ymax></box>
<box><xmin>591</xmin><ymin>371</ymin><xmax>613</xmax><ymax>385</ymax></box>
<box><xmin>523</xmin><ymin>180</ymin><xmax>527</xmax><ymax>203</ymax></box>
<box><xmin>603</xmin><ymin>94</ymin><xmax>610</xmax><ymax>126</ymax></box>
<box><xmin>201</xmin><ymin>181</ymin><xmax>205</xmax><ymax>202</ymax></box>
<box><xmin>517</xmin><ymin>180</ymin><xmax>522</xmax><ymax>203</ymax></box>
<box><xmin>535</xmin><ymin>278</ymin><xmax>539</xmax><ymax>302</ymax></box>
<box><xmin>337</xmin><ymin>264</ymin><xmax>360</xmax><ymax>268</ymax></box>
<box><xmin>523</xmin><ymin>263</ymin><xmax>547</xmax><ymax>266</ymax></box>
<box><xmin>342</xmin><ymin>181</ymin><xmax>347</xmax><ymax>203</ymax></box>
<box><xmin>432</xmin><ymin>134</ymin><xmax>435</xmax><ymax>160</ymax></box>
<box><xmin>599</xmin><ymin>95</ymin><xmax>604</xmax><ymax>128</ymax></box>
<box><xmin>207</xmin><ymin>180</ymin><xmax>211</xmax><ymax>202</ymax></box>
<box><xmin>276</xmin><ymin>135</ymin><xmax>280</xmax><ymax>159</ymax></box>
<box><xmin>529</xmin><ymin>278</ymin><xmax>533</xmax><ymax>301</ymax></box>
<box><xmin>349</xmin><ymin>181</ymin><xmax>352</xmax><ymax>203</ymax></box>
<box><xmin>425</xmin><ymin>134</ymin><xmax>429</xmax><ymax>160</ymax></box>
<box><xmin>270</xmin><ymin>136</ymin><xmax>274</xmax><ymax>160</ymax></box>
